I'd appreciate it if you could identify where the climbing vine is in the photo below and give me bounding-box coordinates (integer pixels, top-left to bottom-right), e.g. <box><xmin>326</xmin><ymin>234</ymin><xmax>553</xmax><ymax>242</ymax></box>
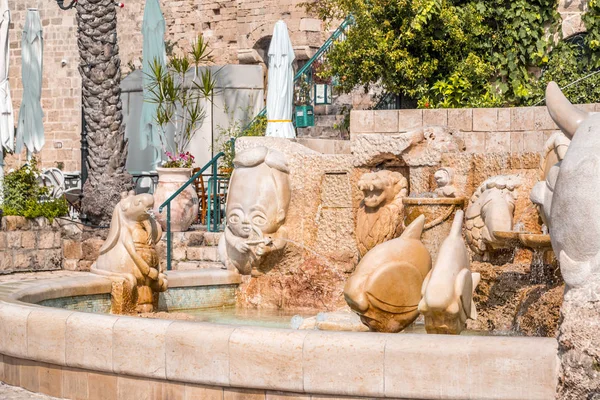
<box><xmin>304</xmin><ymin>0</ymin><xmax>600</xmax><ymax>107</ymax></box>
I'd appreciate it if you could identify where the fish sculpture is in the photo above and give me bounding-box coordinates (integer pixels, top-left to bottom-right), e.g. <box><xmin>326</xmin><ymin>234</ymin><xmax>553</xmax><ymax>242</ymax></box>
<box><xmin>545</xmin><ymin>82</ymin><xmax>600</xmax><ymax>288</ymax></box>
<box><xmin>418</xmin><ymin>210</ymin><xmax>480</xmax><ymax>334</ymax></box>
<box><xmin>344</xmin><ymin>215</ymin><xmax>431</xmax><ymax>333</ymax></box>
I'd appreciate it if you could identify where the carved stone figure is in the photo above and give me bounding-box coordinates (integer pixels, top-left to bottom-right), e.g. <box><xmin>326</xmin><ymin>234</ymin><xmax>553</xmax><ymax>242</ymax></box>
<box><xmin>530</xmin><ymin>131</ymin><xmax>570</xmax><ymax>231</ymax></box>
<box><xmin>356</xmin><ymin>170</ymin><xmax>408</xmax><ymax>257</ymax></box>
<box><xmin>418</xmin><ymin>210</ymin><xmax>480</xmax><ymax>335</ymax></box>
<box><xmin>433</xmin><ymin>167</ymin><xmax>457</xmax><ymax>198</ymax></box>
<box><xmin>218</xmin><ymin>146</ymin><xmax>291</xmax><ymax>276</ymax></box>
<box><xmin>344</xmin><ymin>215</ymin><xmax>432</xmax><ymax>333</ymax></box>
<box><xmin>464</xmin><ymin>175</ymin><xmax>522</xmax><ymax>255</ymax></box>
<box><xmin>544</xmin><ymin>81</ymin><xmax>600</xmax><ymax>399</ymax></box>
<box><xmin>544</xmin><ymin>82</ymin><xmax>600</xmax><ymax>288</ymax></box>
<box><xmin>91</xmin><ymin>191</ymin><xmax>167</xmax><ymax>313</ymax></box>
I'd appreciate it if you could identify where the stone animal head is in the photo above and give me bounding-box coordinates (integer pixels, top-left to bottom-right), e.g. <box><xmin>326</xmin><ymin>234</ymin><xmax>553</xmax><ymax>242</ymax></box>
<box><xmin>100</xmin><ymin>191</ymin><xmax>160</xmax><ymax>256</ymax></box>
<box><xmin>465</xmin><ymin>175</ymin><xmax>521</xmax><ymax>254</ymax></box>
<box><xmin>545</xmin><ymin>82</ymin><xmax>600</xmax><ymax>288</ymax></box>
<box><xmin>358</xmin><ymin>170</ymin><xmax>407</xmax><ymax>209</ymax></box>
<box><xmin>225</xmin><ymin>147</ymin><xmax>291</xmax><ymax>239</ymax></box>
<box><xmin>344</xmin><ymin>215</ymin><xmax>431</xmax><ymax>333</ymax></box>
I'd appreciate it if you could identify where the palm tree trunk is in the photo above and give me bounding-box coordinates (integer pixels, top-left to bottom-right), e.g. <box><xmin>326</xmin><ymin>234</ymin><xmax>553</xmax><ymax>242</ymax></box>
<box><xmin>77</xmin><ymin>0</ymin><xmax>132</xmax><ymax>225</ymax></box>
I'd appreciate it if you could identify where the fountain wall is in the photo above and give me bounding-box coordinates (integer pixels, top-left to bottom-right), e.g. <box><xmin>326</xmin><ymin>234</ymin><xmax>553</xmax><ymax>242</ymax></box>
<box><xmin>236</xmin><ymin>122</ymin><xmax>564</xmax><ymax>335</ymax></box>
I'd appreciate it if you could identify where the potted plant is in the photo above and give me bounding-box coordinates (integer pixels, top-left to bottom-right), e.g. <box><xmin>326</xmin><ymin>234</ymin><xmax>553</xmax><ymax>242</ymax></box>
<box><xmin>147</xmin><ymin>35</ymin><xmax>216</xmax><ymax>232</ymax></box>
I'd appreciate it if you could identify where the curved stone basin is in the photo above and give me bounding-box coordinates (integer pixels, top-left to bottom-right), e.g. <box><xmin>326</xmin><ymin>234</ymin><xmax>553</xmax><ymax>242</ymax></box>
<box><xmin>0</xmin><ymin>270</ymin><xmax>558</xmax><ymax>400</ymax></box>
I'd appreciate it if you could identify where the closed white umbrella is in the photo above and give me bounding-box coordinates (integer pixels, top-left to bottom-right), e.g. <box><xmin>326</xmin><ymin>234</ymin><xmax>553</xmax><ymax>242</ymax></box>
<box><xmin>16</xmin><ymin>8</ymin><xmax>44</xmax><ymax>159</ymax></box>
<box><xmin>139</xmin><ymin>0</ymin><xmax>166</xmax><ymax>170</ymax></box>
<box><xmin>0</xmin><ymin>0</ymin><xmax>13</xmax><ymax>191</ymax></box>
<box><xmin>265</xmin><ymin>20</ymin><xmax>296</xmax><ymax>139</ymax></box>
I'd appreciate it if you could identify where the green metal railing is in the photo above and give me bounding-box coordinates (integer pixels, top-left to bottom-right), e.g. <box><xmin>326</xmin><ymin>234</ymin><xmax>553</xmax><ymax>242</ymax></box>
<box><xmin>244</xmin><ymin>15</ymin><xmax>355</xmax><ymax>130</ymax></box>
<box><xmin>158</xmin><ymin>139</ymin><xmax>234</xmax><ymax>271</ymax></box>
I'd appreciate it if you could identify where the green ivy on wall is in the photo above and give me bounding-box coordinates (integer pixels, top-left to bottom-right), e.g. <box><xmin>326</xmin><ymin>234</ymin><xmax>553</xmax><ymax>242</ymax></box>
<box><xmin>304</xmin><ymin>0</ymin><xmax>600</xmax><ymax>107</ymax></box>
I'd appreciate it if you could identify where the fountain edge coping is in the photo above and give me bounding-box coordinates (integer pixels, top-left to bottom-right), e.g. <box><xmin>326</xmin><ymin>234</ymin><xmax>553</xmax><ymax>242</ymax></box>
<box><xmin>0</xmin><ymin>271</ymin><xmax>559</xmax><ymax>400</ymax></box>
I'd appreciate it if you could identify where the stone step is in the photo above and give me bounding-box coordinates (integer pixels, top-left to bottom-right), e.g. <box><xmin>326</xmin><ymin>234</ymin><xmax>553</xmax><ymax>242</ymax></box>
<box><xmin>315</xmin><ymin>114</ymin><xmax>344</xmax><ymax>127</ymax></box>
<box><xmin>203</xmin><ymin>232</ymin><xmax>223</xmax><ymax>246</ymax></box>
<box><xmin>174</xmin><ymin>261</ymin><xmax>225</xmax><ymax>270</ymax></box>
<box><xmin>186</xmin><ymin>246</ymin><xmax>220</xmax><ymax>262</ymax></box>
<box><xmin>297</xmin><ymin>126</ymin><xmax>345</xmax><ymax>139</ymax></box>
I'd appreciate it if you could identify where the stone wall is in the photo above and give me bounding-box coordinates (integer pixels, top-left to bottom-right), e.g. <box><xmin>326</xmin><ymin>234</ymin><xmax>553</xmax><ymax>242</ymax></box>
<box><xmin>3</xmin><ymin>0</ymin><xmax>327</xmax><ymax>173</ymax></box>
<box><xmin>0</xmin><ymin>216</ymin><xmax>63</xmax><ymax>273</ymax></box>
<box><xmin>351</xmin><ymin>103</ymin><xmax>600</xmax><ymax>154</ymax></box>
<box><xmin>4</xmin><ymin>3</ymin><xmax>81</xmax><ymax>172</ymax></box>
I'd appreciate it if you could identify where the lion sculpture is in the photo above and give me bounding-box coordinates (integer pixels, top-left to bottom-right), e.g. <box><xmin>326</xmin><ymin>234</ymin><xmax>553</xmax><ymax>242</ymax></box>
<box><xmin>356</xmin><ymin>170</ymin><xmax>408</xmax><ymax>257</ymax></box>
<box><xmin>91</xmin><ymin>191</ymin><xmax>167</xmax><ymax>313</ymax></box>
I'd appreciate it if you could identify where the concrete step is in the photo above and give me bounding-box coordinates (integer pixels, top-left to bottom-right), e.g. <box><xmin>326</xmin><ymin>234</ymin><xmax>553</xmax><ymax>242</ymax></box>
<box><xmin>174</xmin><ymin>261</ymin><xmax>225</xmax><ymax>270</ymax></box>
<box><xmin>186</xmin><ymin>246</ymin><xmax>220</xmax><ymax>262</ymax></box>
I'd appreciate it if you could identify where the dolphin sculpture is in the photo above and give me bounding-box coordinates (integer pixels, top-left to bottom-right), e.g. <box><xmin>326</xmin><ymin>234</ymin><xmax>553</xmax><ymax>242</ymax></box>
<box><xmin>344</xmin><ymin>215</ymin><xmax>431</xmax><ymax>333</ymax></box>
<box><xmin>545</xmin><ymin>81</ymin><xmax>600</xmax><ymax>288</ymax></box>
<box><xmin>418</xmin><ymin>210</ymin><xmax>480</xmax><ymax>335</ymax></box>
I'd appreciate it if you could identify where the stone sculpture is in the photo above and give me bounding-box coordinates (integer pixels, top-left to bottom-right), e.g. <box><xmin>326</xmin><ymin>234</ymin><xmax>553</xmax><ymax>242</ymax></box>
<box><xmin>91</xmin><ymin>191</ymin><xmax>167</xmax><ymax>313</ymax></box>
<box><xmin>544</xmin><ymin>82</ymin><xmax>600</xmax><ymax>288</ymax></box>
<box><xmin>544</xmin><ymin>81</ymin><xmax>600</xmax><ymax>399</ymax></box>
<box><xmin>218</xmin><ymin>146</ymin><xmax>291</xmax><ymax>276</ymax></box>
<box><xmin>418</xmin><ymin>210</ymin><xmax>480</xmax><ymax>334</ymax></box>
<box><xmin>433</xmin><ymin>167</ymin><xmax>457</xmax><ymax>198</ymax></box>
<box><xmin>356</xmin><ymin>170</ymin><xmax>408</xmax><ymax>257</ymax></box>
<box><xmin>465</xmin><ymin>175</ymin><xmax>522</xmax><ymax>255</ymax></box>
<box><xmin>530</xmin><ymin>131</ymin><xmax>570</xmax><ymax>231</ymax></box>
<box><xmin>344</xmin><ymin>215</ymin><xmax>432</xmax><ymax>333</ymax></box>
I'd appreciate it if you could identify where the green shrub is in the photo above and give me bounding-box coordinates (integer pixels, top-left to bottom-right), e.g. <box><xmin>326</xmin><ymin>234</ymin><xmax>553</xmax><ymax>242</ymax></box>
<box><xmin>2</xmin><ymin>158</ymin><xmax>69</xmax><ymax>221</ymax></box>
<box><xmin>304</xmin><ymin>0</ymin><xmax>600</xmax><ymax>107</ymax></box>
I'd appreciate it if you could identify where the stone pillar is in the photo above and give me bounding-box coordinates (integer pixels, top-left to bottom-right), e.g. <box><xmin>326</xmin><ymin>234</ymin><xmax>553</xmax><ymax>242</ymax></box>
<box><xmin>557</xmin><ymin>282</ymin><xmax>600</xmax><ymax>399</ymax></box>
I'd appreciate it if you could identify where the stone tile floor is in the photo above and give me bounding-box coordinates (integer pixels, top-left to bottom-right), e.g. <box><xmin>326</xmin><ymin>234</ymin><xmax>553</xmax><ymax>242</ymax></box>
<box><xmin>0</xmin><ymin>383</ymin><xmax>62</xmax><ymax>399</ymax></box>
<box><xmin>0</xmin><ymin>270</ymin><xmax>83</xmax><ymax>399</ymax></box>
<box><xmin>0</xmin><ymin>270</ymin><xmax>82</xmax><ymax>282</ymax></box>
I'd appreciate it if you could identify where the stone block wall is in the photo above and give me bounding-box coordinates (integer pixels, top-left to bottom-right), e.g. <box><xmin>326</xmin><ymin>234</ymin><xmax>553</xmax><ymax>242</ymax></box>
<box><xmin>3</xmin><ymin>0</ymin><xmax>328</xmax><ymax>174</ymax></box>
<box><xmin>4</xmin><ymin>3</ymin><xmax>81</xmax><ymax>173</ymax></box>
<box><xmin>0</xmin><ymin>216</ymin><xmax>63</xmax><ymax>273</ymax></box>
<box><xmin>351</xmin><ymin>103</ymin><xmax>600</xmax><ymax>154</ymax></box>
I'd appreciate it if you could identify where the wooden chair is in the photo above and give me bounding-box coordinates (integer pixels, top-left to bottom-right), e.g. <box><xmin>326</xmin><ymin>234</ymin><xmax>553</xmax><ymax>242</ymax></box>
<box><xmin>193</xmin><ymin>168</ymin><xmax>208</xmax><ymax>225</ymax></box>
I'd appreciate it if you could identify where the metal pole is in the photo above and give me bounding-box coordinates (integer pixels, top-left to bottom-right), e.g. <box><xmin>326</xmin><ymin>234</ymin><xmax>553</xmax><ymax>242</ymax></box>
<box><xmin>166</xmin><ymin>203</ymin><xmax>171</xmax><ymax>271</ymax></box>
<box><xmin>212</xmin><ymin>161</ymin><xmax>218</xmax><ymax>232</ymax></box>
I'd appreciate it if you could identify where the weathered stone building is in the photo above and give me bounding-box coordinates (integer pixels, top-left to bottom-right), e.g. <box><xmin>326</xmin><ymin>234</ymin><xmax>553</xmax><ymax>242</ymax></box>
<box><xmin>2</xmin><ymin>0</ymin><xmax>589</xmax><ymax>172</ymax></box>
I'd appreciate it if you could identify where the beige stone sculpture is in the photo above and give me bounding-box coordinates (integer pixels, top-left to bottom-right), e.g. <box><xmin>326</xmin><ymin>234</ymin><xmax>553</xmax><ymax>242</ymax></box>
<box><xmin>356</xmin><ymin>170</ymin><xmax>408</xmax><ymax>257</ymax></box>
<box><xmin>433</xmin><ymin>167</ymin><xmax>457</xmax><ymax>198</ymax></box>
<box><xmin>465</xmin><ymin>175</ymin><xmax>522</xmax><ymax>255</ymax></box>
<box><xmin>344</xmin><ymin>215</ymin><xmax>432</xmax><ymax>333</ymax></box>
<box><xmin>218</xmin><ymin>146</ymin><xmax>291</xmax><ymax>276</ymax></box>
<box><xmin>91</xmin><ymin>191</ymin><xmax>167</xmax><ymax>313</ymax></box>
<box><xmin>545</xmin><ymin>82</ymin><xmax>600</xmax><ymax>288</ymax></box>
<box><xmin>418</xmin><ymin>210</ymin><xmax>480</xmax><ymax>335</ymax></box>
<box><xmin>530</xmin><ymin>131</ymin><xmax>570</xmax><ymax>231</ymax></box>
